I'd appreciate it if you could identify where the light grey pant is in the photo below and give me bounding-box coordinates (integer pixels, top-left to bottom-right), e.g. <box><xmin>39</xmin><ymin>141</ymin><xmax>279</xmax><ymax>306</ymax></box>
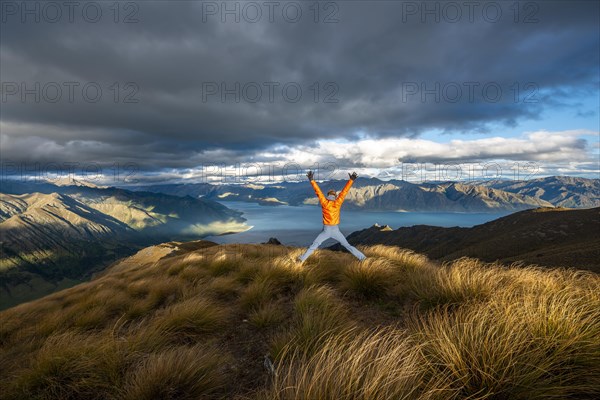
<box><xmin>299</xmin><ymin>224</ymin><xmax>366</xmax><ymax>262</ymax></box>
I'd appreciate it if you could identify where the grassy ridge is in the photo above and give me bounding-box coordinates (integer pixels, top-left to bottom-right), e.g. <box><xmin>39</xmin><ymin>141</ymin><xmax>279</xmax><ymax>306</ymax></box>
<box><xmin>1</xmin><ymin>244</ymin><xmax>599</xmax><ymax>399</ymax></box>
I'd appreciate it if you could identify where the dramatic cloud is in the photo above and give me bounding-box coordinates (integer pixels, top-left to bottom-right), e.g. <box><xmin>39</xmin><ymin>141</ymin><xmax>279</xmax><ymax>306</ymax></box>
<box><xmin>273</xmin><ymin>130</ymin><xmax>594</xmax><ymax>166</ymax></box>
<box><xmin>6</xmin><ymin>127</ymin><xmax>595</xmax><ymax>185</ymax></box>
<box><xmin>1</xmin><ymin>1</ymin><xmax>598</xmax><ymax>178</ymax></box>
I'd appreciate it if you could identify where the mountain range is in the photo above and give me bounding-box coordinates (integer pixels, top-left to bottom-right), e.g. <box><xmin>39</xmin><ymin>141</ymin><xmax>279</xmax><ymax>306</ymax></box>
<box><xmin>124</xmin><ymin>176</ymin><xmax>600</xmax><ymax>212</ymax></box>
<box><xmin>0</xmin><ymin>180</ymin><xmax>247</xmax><ymax>308</ymax></box>
<box><xmin>468</xmin><ymin>176</ymin><xmax>600</xmax><ymax>208</ymax></box>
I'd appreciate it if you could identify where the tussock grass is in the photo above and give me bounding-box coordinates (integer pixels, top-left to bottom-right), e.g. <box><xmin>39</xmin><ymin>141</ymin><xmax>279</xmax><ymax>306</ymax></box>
<box><xmin>248</xmin><ymin>301</ymin><xmax>286</xmax><ymax>329</ymax></box>
<box><xmin>236</xmin><ymin>260</ymin><xmax>262</xmax><ymax>284</ymax></box>
<box><xmin>259</xmin><ymin>257</ymin><xmax>304</xmax><ymax>289</ymax></box>
<box><xmin>178</xmin><ymin>263</ymin><xmax>210</xmax><ymax>283</ymax></box>
<box><xmin>73</xmin><ymin>305</ymin><xmax>113</xmax><ymax>330</ymax></box>
<box><xmin>413</xmin><ymin>287</ymin><xmax>600</xmax><ymax>399</ymax></box>
<box><xmin>123</xmin><ymin>277</ymin><xmax>183</xmax><ymax>320</ymax></box>
<box><xmin>122</xmin><ymin>344</ymin><xmax>230</xmax><ymax>400</ymax></box>
<box><xmin>411</xmin><ymin>258</ymin><xmax>506</xmax><ymax>308</ymax></box>
<box><xmin>166</xmin><ymin>261</ymin><xmax>187</xmax><ymax>276</ymax></box>
<box><xmin>342</xmin><ymin>257</ymin><xmax>395</xmax><ymax>299</ymax></box>
<box><xmin>207</xmin><ymin>275</ymin><xmax>242</xmax><ymax>300</ymax></box>
<box><xmin>8</xmin><ymin>331</ymin><xmax>129</xmax><ymax>400</ymax></box>
<box><xmin>208</xmin><ymin>253</ymin><xmax>240</xmax><ymax>277</ymax></box>
<box><xmin>267</xmin><ymin>327</ymin><xmax>422</xmax><ymax>400</ymax></box>
<box><xmin>126</xmin><ymin>279</ymin><xmax>150</xmax><ymax>298</ymax></box>
<box><xmin>362</xmin><ymin>244</ymin><xmax>429</xmax><ymax>270</ymax></box>
<box><xmin>150</xmin><ymin>297</ymin><xmax>228</xmax><ymax>343</ymax></box>
<box><xmin>302</xmin><ymin>253</ymin><xmax>347</xmax><ymax>286</ymax></box>
<box><xmin>144</xmin><ymin>277</ymin><xmax>182</xmax><ymax>307</ymax></box>
<box><xmin>73</xmin><ymin>288</ymin><xmax>131</xmax><ymax>328</ymax></box>
<box><xmin>264</xmin><ymin>256</ymin><xmax>600</xmax><ymax>400</ymax></box>
<box><xmin>284</xmin><ymin>285</ymin><xmax>352</xmax><ymax>354</ymax></box>
<box><xmin>1</xmin><ymin>243</ymin><xmax>599</xmax><ymax>399</ymax></box>
<box><xmin>302</xmin><ymin>263</ymin><xmax>342</xmax><ymax>286</ymax></box>
<box><xmin>240</xmin><ymin>276</ymin><xmax>277</xmax><ymax>312</ymax></box>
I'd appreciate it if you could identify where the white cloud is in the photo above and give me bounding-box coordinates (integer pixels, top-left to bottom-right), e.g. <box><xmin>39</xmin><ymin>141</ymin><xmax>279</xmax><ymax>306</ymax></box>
<box><xmin>3</xmin><ymin>124</ymin><xmax>597</xmax><ymax>185</ymax></box>
<box><xmin>255</xmin><ymin>129</ymin><xmax>595</xmax><ymax>166</ymax></box>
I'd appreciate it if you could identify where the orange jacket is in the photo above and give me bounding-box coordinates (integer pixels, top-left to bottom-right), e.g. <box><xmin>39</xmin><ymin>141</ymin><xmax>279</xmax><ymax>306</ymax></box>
<box><xmin>310</xmin><ymin>179</ymin><xmax>353</xmax><ymax>225</ymax></box>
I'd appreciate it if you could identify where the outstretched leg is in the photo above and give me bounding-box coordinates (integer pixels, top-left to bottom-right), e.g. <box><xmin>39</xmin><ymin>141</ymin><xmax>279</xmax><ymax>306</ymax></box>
<box><xmin>298</xmin><ymin>227</ymin><xmax>332</xmax><ymax>262</ymax></box>
<box><xmin>331</xmin><ymin>226</ymin><xmax>366</xmax><ymax>260</ymax></box>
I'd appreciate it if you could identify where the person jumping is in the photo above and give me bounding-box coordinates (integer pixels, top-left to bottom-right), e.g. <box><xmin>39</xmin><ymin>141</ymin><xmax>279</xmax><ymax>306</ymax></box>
<box><xmin>297</xmin><ymin>170</ymin><xmax>367</xmax><ymax>263</ymax></box>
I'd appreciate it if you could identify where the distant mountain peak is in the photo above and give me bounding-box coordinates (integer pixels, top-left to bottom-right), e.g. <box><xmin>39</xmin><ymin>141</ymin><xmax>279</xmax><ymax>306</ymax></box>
<box><xmin>47</xmin><ymin>177</ymin><xmax>107</xmax><ymax>188</ymax></box>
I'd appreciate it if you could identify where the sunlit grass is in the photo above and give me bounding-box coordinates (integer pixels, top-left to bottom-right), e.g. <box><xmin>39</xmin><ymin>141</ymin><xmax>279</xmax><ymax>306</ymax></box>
<box><xmin>266</xmin><ymin>327</ymin><xmax>422</xmax><ymax>400</ymax></box>
<box><xmin>342</xmin><ymin>257</ymin><xmax>396</xmax><ymax>299</ymax></box>
<box><xmin>1</xmin><ymin>243</ymin><xmax>598</xmax><ymax>399</ymax></box>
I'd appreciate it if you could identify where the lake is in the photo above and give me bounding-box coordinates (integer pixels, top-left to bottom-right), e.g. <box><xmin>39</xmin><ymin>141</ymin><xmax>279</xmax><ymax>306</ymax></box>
<box><xmin>205</xmin><ymin>201</ymin><xmax>511</xmax><ymax>247</ymax></box>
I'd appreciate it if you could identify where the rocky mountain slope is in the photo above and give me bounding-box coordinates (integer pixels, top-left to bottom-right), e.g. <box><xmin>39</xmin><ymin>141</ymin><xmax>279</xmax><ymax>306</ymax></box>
<box><xmin>0</xmin><ymin>181</ymin><xmax>248</xmax><ymax>309</ymax></box>
<box><xmin>469</xmin><ymin>176</ymin><xmax>600</xmax><ymax>208</ymax></box>
<box><xmin>126</xmin><ymin>176</ymin><xmax>560</xmax><ymax>212</ymax></box>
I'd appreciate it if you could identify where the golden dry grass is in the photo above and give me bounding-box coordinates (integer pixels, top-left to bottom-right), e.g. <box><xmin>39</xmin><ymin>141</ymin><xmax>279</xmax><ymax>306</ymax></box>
<box><xmin>266</xmin><ymin>327</ymin><xmax>423</xmax><ymax>400</ymax></box>
<box><xmin>122</xmin><ymin>344</ymin><xmax>230</xmax><ymax>400</ymax></box>
<box><xmin>149</xmin><ymin>297</ymin><xmax>229</xmax><ymax>343</ymax></box>
<box><xmin>248</xmin><ymin>301</ymin><xmax>286</xmax><ymax>329</ymax></box>
<box><xmin>6</xmin><ymin>331</ymin><xmax>129</xmax><ymax>400</ymax></box>
<box><xmin>342</xmin><ymin>257</ymin><xmax>396</xmax><ymax>298</ymax></box>
<box><xmin>1</xmin><ymin>244</ymin><xmax>599</xmax><ymax>400</ymax></box>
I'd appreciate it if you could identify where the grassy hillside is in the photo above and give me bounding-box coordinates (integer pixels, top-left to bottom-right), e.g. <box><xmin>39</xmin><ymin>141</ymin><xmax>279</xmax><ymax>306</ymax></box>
<box><xmin>1</xmin><ymin>242</ymin><xmax>599</xmax><ymax>399</ymax></box>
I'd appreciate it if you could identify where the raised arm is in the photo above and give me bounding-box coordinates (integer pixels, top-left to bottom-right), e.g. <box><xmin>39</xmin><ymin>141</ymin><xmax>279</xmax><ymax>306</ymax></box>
<box><xmin>335</xmin><ymin>180</ymin><xmax>353</xmax><ymax>204</ymax></box>
<box><xmin>336</xmin><ymin>172</ymin><xmax>358</xmax><ymax>204</ymax></box>
<box><xmin>307</xmin><ymin>170</ymin><xmax>326</xmax><ymax>204</ymax></box>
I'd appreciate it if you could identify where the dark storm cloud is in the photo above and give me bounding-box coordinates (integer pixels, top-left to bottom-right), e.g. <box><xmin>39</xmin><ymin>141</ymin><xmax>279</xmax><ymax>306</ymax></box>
<box><xmin>0</xmin><ymin>0</ymin><xmax>598</xmax><ymax>169</ymax></box>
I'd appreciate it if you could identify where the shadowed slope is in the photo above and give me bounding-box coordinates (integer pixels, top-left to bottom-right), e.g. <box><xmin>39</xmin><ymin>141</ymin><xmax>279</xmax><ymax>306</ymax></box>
<box><xmin>332</xmin><ymin>207</ymin><xmax>600</xmax><ymax>272</ymax></box>
<box><xmin>0</xmin><ymin>184</ymin><xmax>248</xmax><ymax>309</ymax></box>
